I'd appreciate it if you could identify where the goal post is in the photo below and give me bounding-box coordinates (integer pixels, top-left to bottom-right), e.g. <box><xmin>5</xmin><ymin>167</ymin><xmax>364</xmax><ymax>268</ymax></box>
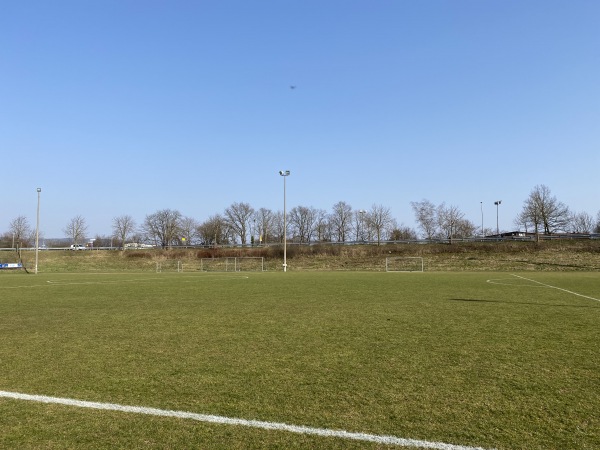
<box><xmin>385</xmin><ymin>256</ymin><xmax>424</xmax><ymax>272</ymax></box>
<box><xmin>156</xmin><ymin>258</ymin><xmax>264</xmax><ymax>273</ymax></box>
<box><xmin>156</xmin><ymin>260</ymin><xmax>182</xmax><ymax>273</ymax></box>
<box><xmin>200</xmin><ymin>257</ymin><xmax>265</xmax><ymax>272</ymax></box>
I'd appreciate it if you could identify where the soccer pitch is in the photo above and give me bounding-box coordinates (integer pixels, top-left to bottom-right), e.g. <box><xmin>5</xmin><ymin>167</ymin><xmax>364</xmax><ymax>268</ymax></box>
<box><xmin>1</xmin><ymin>271</ymin><xmax>599</xmax><ymax>449</ymax></box>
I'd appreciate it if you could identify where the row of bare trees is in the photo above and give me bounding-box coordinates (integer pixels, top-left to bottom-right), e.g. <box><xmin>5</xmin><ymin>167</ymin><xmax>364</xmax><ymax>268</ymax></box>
<box><xmin>411</xmin><ymin>185</ymin><xmax>600</xmax><ymax>241</ymax></box>
<box><xmin>410</xmin><ymin>200</ymin><xmax>479</xmax><ymax>242</ymax></box>
<box><xmin>2</xmin><ymin>214</ymin><xmax>90</xmax><ymax>248</ymax></box>
<box><xmin>2</xmin><ymin>184</ymin><xmax>599</xmax><ymax>248</ymax></box>
<box><xmin>515</xmin><ymin>184</ymin><xmax>580</xmax><ymax>235</ymax></box>
<box><xmin>127</xmin><ymin>201</ymin><xmax>414</xmax><ymax>248</ymax></box>
<box><xmin>515</xmin><ymin>185</ymin><xmax>600</xmax><ymax>236</ymax></box>
<box><xmin>133</xmin><ymin>186</ymin><xmax>599</xmax><ymax>248</ymax></box>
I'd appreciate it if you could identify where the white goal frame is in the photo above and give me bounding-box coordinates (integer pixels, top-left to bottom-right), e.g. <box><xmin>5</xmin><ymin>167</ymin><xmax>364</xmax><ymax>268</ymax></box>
<box><xmin>156</xmin><ymin>260</ymin><xmax>182</xmax><ymax>273</ymax></box>
<box><xmin>385</xmin><ymin>257</ymin><xmax>424</xmax><ymax>272</ymax></box>
<box><xmin>200</xmin><ymin>257</ymin><xmax>265</xmax><ymax>272</ymax></box>
<box><xmin>156</xmin><ymin>258</ymin><xmax>265</xmax><ymax>273</ymax></box>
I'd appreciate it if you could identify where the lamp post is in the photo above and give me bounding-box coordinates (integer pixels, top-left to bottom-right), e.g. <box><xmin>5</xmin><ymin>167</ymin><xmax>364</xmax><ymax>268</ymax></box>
<box><xmin>359</xmin><ymin>209</ymin><xmax>366</xmax><ymax>241</ymax></box>
<box><xmin>494</xmin><ymin>200</ymin><xmax>502</xmax><ymax>236</ymax></box>
<box><xmin>480</xmin><ymin>202</ymin><xmax>483</xmax><ymax>237</ymax></box>
<box><xmin>279</xmin><ymin>170</ymin><xmax>290</xmax><ymax>272</ymax></box>
<box><xmin>35</xmin><ymin>188</ymin><xmax>41</xmax><ymax>274</ymax></box>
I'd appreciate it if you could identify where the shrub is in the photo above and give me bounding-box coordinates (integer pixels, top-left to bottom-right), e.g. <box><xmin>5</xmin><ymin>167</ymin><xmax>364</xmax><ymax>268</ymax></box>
<box><xmin>124</xmin><ymin>251</ymin><xmax>153</xmax><ymax>259</ymax></box>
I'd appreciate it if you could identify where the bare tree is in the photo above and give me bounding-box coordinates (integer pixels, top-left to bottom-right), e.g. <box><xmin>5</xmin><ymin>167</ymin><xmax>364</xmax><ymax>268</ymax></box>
<box><xmin>366</xmin><ymin>204</ymin><xmax>393</xmax><ymax>245</ymax></box>
<box><xmin>454</xmin><ymin>218</ymin><xmax>477</xmax><ymax>238</ymax></box>
<box><xmin>288</xmin><ymin>206</ymin><xmax>319</xmax><ymax>243</ymax></box>
<box><xmin>63</xmin><ymin>215</ymin><xmax>88</xmax><ymax>245</ymax></box>
<box><xmin>513</xmin><ymin>209</ymin><xmax>533</xmax><ymax>233</ymax></box>
<box><xmin>569</xmin><ymin>211</ymin><xmax>594</xmax><ymax>234</ymax></box>
<box><xmin>92</xmin><ymin>234</ymin><xmax>112</xmax><ymax>248</ymax></box>
<box><xmin>130</xmin><ymin>232</ymin><xmax>144</xmax><ymax>244</ymax></box>
<box><xmin>254</xmin><ymin>208</ymin><xmax>275</xmax><ymax>245</ymax></box>
<box><xmin>272</xmin><ymin>211</ymin><xmax>285</xmax><ymax>243</ymax></box>
<box><xmin>520</xmin><ymin>185</ymin><xmax>570</xmax><ymax>235</ymax></box>
<box><xmin>112</xmin><ymin>215</ymin><xmax>136</xmax><ymax>249</ymax></box>
<box><xmin>9</xmin><ymin>216</ymin><xmax>33</xmax><ymax>247</ymax></box>
<box><xmin>437</xmin><ymin>203</ymin><xmax>464</xmax><ymax>243</ymax></box>
<box><xmin>141</xmin><ymin>209</ymin><xmax>182</xmax><ymax>248</ymax></box>
<box><xmin>596</xmin><ymin>211</ymin><xmax>600</xmax><ymax>234</ymax></box>
<box><xmin>389</xmin><ymin>224</ymin><xmax>418</xmax><ymax>241</ymax></box>
<box><xmin>197</xmin><ymin>214</ymin><xmax>229</xmax><ymax>246</ymax></box>
<box><xmin>224</xmin><ymin>202</ymin><xmax>254</xmax><ymax>245</ymax></box>
<box><xmin>179</xmin><ymin>216</ymin><xmax>200</xmax><ymax>245</ymax></box>
<box><xmin>411</xmin><ymin>200</ymin><xmax>438</xmax><ymax>240</ymax></box>
<box><xmin>330</xmin><ymin>201</ymin><xmax>353</xmax><ymax>243</ymax></box>
<box><xmin>314</xmin><ymin>209</ymin><xmax>330</xmax><ymax>242</ymax></box>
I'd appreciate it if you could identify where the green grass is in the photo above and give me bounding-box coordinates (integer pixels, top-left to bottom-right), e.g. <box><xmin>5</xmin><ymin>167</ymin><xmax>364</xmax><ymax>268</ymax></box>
<box><xmin>1</xmin><ymin>271</ymin><xmax>599</xmax><ymax>449</ymax></box>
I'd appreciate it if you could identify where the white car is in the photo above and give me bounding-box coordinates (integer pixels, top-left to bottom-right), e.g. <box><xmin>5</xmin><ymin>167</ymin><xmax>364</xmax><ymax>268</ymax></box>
<box><xmin>70</xmin><ymin>244</ymin><xmax>86</xmax><ymax>251</ymax></box>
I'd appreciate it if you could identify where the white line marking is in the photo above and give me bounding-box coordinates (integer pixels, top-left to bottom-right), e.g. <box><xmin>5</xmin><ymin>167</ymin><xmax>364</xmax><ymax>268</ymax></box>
<box><xmin>486</xmin><ymin>277</ymin><xmax>547</xmax><ymax>287</ymax></box>
<box><xmin>44</xmin><ymin>274</ymin><xmax>249</xmax><ymax>286</ymax></box>
<box><xmin>0</xmin><ymin>390</ymin><xmax>493</xmax><ymax>450</ymax></box>
<box><xmin>0</xmin><ymin>274</ymin><xmax>250</xmax><ymax>289</ymax></box>
<box><xmin>511</xmin><ymin>274</ymin><xmax>600</xmax><ymax>303</ymax></box>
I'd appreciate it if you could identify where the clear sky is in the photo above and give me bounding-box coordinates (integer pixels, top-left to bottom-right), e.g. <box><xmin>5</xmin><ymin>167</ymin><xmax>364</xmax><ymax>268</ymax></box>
<box><xmin>2</xmin><ymin>0</ymin><xmax>599</xmax><ymax>239</ymax></box>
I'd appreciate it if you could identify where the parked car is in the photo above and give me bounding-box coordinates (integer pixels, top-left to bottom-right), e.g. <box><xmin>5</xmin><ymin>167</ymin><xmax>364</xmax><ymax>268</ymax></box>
<box><xmin>70</xmin><ymin>244</ymin><xmax>86</xmax><ymax>251</ymax></box>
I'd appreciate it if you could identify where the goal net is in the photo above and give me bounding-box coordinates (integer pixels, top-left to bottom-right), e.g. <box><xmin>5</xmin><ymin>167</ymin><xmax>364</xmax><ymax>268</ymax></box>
<box><xmin>385</xmin><ymin>257</ymin><xmax>424</xmax><ymax>272</ymax></box>
<box><xmin>156</xmin><ymin>260</ymin><xmax>182</xmax><ymax>273</ymax></box>
<box><xmin>156</xmin><ymin>258</ymin><xmax>265</xmax><ymax>273</ymax></box>
<box><xmin>200</xmin><ymin>257</ymin><xmax>265</xmax><ymax>272</ymax></box>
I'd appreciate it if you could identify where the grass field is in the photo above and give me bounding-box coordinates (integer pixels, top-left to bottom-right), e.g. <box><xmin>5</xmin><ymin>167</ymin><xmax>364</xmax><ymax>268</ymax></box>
<box><xmin>1</xmin><ymin>271</ymin><xmax>599</xmax><ymax>449</ymax></box>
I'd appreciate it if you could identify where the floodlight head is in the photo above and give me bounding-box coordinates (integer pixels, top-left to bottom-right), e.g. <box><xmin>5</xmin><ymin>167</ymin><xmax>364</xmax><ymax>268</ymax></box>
<box><xmin>279</xmin><ymin>170</ymin><xmax>290</xmax><ymax>176</ymax></box>
<box><xmin>37</xmin><ymin>188</ymin><xmax>41</xmax><ymax>193</ymax></box>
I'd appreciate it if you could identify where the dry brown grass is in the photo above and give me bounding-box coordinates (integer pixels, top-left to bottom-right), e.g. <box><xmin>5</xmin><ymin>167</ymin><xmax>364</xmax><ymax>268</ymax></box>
<box><xmin>7</xmin><ymin>240</ymin><xmax>600</xmax><ymax>273</ymax></box>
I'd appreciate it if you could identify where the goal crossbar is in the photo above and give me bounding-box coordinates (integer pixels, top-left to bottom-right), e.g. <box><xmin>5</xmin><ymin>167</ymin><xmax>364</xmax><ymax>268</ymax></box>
<box><xmin>156</xmin><ymin>258</ymin><xmax>265</xmax><ymax>273</ymax></box>
<box><xmin>200</xmin><ymin>257</ymin><xmax>264</xmax><ymax>272</ymax></box>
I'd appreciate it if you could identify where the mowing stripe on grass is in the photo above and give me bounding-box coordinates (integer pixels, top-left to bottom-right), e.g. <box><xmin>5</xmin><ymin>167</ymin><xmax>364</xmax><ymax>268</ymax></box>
<box><xmin>511</xmin><ymin>274</ymin><xmax>600</xmax><ymax>303</ymax></box>
<box><xmin>0</xmin><ymin>390</ymin><xmax>493</xmax><ymax>450</ymax></box>
<box><xmin>44</xmin><ymin>274</ymin><xmax>249</xmax><ymax>286</ymax></box>
<box><xmin>0</xmin><ymin>274</ymin><xmax>249</xmax><ymax>290</ymax></box>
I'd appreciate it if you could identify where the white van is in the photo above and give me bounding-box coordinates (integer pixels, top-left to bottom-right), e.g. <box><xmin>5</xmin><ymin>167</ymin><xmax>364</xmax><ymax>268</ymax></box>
<box><xmin>70</xmin><ymin>244</ymin><xmax>86</xmax><ymax>251</ymax></box>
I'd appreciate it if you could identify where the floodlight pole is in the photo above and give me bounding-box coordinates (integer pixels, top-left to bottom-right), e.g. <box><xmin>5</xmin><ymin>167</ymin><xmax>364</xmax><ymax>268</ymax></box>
<box><xmin>35</xmin><ymin>188</ymin><xmax>41</xmax><ymax>274</ymax></box>
<box><xmin>480</xmin><ymin>202</ymin><xmax>483</xmax><ymax>237</ymax></box>
<box><xmin>279</xmin><ymin>170</ymin><xmax>290</xmax><ymax>272</ymax></box>
<box><xmin>359</xmin><ymin>209</ymin><xmax>366</xmax><ymax>241</ymax></box>
<box><xmin>494</xmin><ymin>200</ymin><xmax>502</xmax><ymax>237</ymax></box>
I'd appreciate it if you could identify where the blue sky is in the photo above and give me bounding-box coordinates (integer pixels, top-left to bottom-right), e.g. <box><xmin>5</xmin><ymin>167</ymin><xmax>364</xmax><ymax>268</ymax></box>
<box><xmin>2</xmin><ymin>1</ymin><xmax>599</xmax><ymax>238</ymax></box>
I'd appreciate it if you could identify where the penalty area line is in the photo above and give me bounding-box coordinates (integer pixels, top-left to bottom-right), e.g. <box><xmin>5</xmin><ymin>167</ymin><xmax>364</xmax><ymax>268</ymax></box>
<box><xmin>511</xmin><ymin>274</ymin><xmax>600</xmax><ymax>303</ymax></box>
<box><xmin>0</xmin><ymin>390</ymin><xmax>493</xmax><ymax>450</ymax></box>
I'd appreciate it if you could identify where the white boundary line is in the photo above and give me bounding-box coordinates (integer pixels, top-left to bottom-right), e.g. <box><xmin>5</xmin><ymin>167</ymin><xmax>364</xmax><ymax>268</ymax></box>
<box><xmin>0</xmin><ymin>274</ymin><xmax>249</xmax><ymax>290</ymax></box>
<box><xmin>511</xmin><ymin>274</ymin><xmax>600</xmax><ymax>303</ymax></box>
<box><xmin>43</xmin><ymin>274</ymin><xmax>249</xmax><ymax>286</ymax></box>
<box><xmin>0</xmin><ymin>390</ymin><xmax>493</xmax><ymax>450</ymax></box>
